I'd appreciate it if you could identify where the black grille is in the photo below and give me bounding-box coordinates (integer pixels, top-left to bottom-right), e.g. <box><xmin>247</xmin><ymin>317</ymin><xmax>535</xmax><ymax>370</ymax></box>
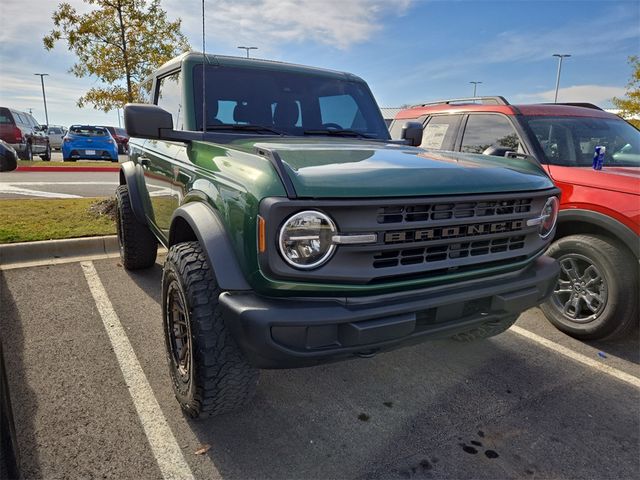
<box><xmin>373</xmin><ymin>235</ymin><xmax>526</xmax><ymax>269</ymax></box>
<box><xmin>260</xmin><ymin>190</ymin><xmax>555</xmax><ymax>284</ymax></box>
<box><xmin>377</xmin><ymin>198</ymin><xmax>533</xmax><ymax>224</ymax></box>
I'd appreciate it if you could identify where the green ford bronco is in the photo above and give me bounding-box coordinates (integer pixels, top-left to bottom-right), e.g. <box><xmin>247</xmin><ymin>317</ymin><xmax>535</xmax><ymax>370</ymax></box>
<box><xmin>119</xmin><ymin>52</ymin><xmax>560</xmax><ymax>418</ymax></box>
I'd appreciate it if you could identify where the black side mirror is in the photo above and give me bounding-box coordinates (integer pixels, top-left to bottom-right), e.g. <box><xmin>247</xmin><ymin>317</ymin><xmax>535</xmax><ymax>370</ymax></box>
<box><xmin>0</xmin><ymin>141</ymin><xmax>18</xmax><ymax>172</ymax></box>
<box><xmin>401</xmin><ymin>121</ymin><xmax>423</xmax><ymax>147</ymax></box>
<box><xmin>482</xmin><ymin>146</ymin><xmax>513</xmax><ymax>157</ymax></box>
<box><xmin>124</xmin><ymin>103</ymin><xmax>174</xmax><ymax>139</ymax></box>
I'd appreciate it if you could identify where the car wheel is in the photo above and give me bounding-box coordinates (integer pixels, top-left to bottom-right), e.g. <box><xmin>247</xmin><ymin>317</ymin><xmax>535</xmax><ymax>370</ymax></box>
<box><xmin>540</xmin><ymin>234</ymin><xmax>639</xmax><ymax>340</ymax></box>
<box><xmin>163</xmin><ymin>241</ymin><xmax>259</xmax><ymax>418</ymax></box>
<box><xmin>451</xmin><ymin>315</ymin><xmax>518</xmax><ymax>342</ymax></box>
<box><xmin>40</xmin><ymin>143</ymin><xmax>51</xmax><ymax>161</ymax></box>
<box><xmin>21</xmin><ymin>143</ymin><xmax>33</xmax><ymax>161</ymax></box>
<box><xmin>115</xmin><ymin>185</ymin><xmax>157</xmax><ymax>270</ymax></box>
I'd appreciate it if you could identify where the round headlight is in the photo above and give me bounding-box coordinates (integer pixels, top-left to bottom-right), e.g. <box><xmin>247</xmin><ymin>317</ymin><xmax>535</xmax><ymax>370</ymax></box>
<box><xmin>539</xmin><ymin>196</ymin><xmax>559</xmax><ymax>238</ymax></box>
<box><xmin>278</xmin><ymin>210</ymin><xmax>337</xmax><ymax>269</ymax></box>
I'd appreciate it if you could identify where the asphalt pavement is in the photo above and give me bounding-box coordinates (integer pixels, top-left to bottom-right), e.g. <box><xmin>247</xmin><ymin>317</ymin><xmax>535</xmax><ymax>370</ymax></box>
<box><xmin>0</xmin><ymin>153</ymin><xmax>171</xmax><ymax>199</ymax></box>
<box><xmin>1</xmin><ymin>255</ymin><xmax>638</xmax><ymax>479</ymax></box>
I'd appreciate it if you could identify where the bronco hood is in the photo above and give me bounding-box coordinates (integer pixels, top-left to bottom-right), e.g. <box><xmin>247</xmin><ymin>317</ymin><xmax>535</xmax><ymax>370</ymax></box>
<box><xmin>252</xmin><ymin>139</ymin><xmax>554</xmax><ymax>198</ymax></box>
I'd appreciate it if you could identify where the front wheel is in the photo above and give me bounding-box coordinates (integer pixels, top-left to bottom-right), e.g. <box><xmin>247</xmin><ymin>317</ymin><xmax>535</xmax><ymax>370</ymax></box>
<box><xmin>163</xmin><ymin>242</ymin><xmax>259</xmax><ymax>418</ymax></box>
<box><xmin>540</xmin><ymin>234</ymin><xmax>639</xmax><ymax>340</ymax></box>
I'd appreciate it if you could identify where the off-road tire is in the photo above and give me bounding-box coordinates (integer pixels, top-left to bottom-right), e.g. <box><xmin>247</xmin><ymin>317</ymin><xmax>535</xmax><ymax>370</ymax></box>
<box><xmin>40</xmin><ymin>143</ymin><xmax>51</xmax><ymax>161</ymax></box>
<box><xmin>162</xmin><ymin>241</ymin><xmax>259</xmax><ymax>418</ymax></box>
<box><xmin>115</xmin><ymin>185</ymin><xmax>157</xmax><ymax>270</ymax></box>
<box><xmin>451</xmin><ymin>315</ymin><xmax>518</xmax><ymax>342</ymax></box>
<box><xmin>540</xmin><ymin>234</ymin><xmax>639</xmax><ymax>340</ymax></box>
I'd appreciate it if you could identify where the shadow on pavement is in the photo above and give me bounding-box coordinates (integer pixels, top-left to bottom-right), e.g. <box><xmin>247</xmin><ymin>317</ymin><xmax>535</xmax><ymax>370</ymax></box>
<box><xmin>0</xmin><ymin>271</ymin><xmax>41</xmax><ymax>478</ymax></box>
<box><xmin>585</xmin><ymin>328</ymin><xmax>640</xmax><ymax>365</ymax></box>
<box><xmin>124</xmin><ymin>261</ymin><xmax>163</xmax><ymax>304</ymax></box>
<box><xmin>185</xmin><ymin>337</ymin><xmax>639</xmax><ymax>480</ymax></box>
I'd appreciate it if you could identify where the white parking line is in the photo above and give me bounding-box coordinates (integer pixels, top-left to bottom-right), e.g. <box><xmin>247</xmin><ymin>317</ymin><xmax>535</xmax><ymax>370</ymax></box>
<box><xmin>510</xmin><ymin>325</ymin><xmax>640</xmax><ymax>389</ymax></box>
<box><xmin>81</xmin><ymin>261</ymin><xmax>195</xmax><ymax>480</ymax></box>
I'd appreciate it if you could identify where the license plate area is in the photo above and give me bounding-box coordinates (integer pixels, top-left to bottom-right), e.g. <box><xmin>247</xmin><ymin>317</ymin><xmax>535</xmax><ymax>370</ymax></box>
<box><xmin>85</xmin><ymin>149</ymin><xmax>96</xmax><ymax>155</ymax></box>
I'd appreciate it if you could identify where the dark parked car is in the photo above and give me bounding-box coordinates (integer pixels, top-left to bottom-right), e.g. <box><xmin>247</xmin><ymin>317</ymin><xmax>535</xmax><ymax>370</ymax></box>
<box><xmin>118</xmin><ymin>52</ymin><xmax>560</xmax><ymax>418</ymax></box>
<box><xmin>101</xmin><ymin>126</ymin><xmax>129</xmax><ymax>154</ymax></box>
<box><xmin>0</xmin><ymin>139</ymin><xmax>18</xmax><ymax>172</ymax></box>
<box><xmin>0</xmin><ymin>107</ymin><xmax>51</xmax><ymax>161</ymax></box>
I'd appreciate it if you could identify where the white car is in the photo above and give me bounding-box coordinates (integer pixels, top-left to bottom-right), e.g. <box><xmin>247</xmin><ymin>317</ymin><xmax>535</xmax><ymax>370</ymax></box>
<box><xmin>46</xmin><ymin>125</ymin><xmax>66</xmax><ymax>150</ymax></box>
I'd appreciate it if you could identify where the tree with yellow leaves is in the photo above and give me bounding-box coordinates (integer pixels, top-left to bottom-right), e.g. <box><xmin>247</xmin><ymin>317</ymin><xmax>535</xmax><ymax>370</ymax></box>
<box><xmin>44</xmin><ymin>0</ymin><xmax>190</xmax><ymax>112</ymax></box>
<box><xmin>612</xmin><ymin>56</ymin><xmax>640</xmax><ymax>129</ymax></box>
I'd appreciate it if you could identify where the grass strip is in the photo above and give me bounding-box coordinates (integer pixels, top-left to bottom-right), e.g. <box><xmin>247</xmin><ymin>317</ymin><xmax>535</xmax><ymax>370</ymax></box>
<box><xmin>0</xmin><ymin>198</ymin><xmax>116</xmax><ymax>244</ymax></box>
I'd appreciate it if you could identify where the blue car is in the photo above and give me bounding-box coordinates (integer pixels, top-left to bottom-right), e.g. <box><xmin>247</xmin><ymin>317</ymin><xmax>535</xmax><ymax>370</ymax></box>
<box><xmin>62</xmin><ymin>125</ymin><xmax>119</xmax><ymax>162</ymax></box>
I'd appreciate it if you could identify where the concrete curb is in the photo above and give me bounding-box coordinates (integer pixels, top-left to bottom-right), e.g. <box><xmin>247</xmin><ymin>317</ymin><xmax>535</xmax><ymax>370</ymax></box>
<box><xmin>0</xmin><ymin>235</ymin><xmax>120</xmax><ymax>270</ymax></box>
<box><xmin>16</xmin><ymin>166</ymin><xmax>120</xmax><ymax>172</ymax></box>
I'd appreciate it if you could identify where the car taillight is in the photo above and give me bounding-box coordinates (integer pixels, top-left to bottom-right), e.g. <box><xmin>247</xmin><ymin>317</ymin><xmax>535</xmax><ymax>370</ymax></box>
<box><xmin>12</xmin><ymin>126</ymin><xmax>22</xmax><ymax>143</ymax></box>
<box><xmin>63</xmin><ymin>137</ymin><xmax>71</xmax><ymax>143</ymax></box>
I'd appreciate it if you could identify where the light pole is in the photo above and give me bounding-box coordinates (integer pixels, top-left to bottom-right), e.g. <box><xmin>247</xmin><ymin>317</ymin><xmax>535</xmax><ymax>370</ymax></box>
<box><xmin>34</xmin><ymin>73</ymin><xmax>49</xmax><ymax>125</ymax></box>
<box><xmin>237</xmin><ymin>46</ymin><xmax>258</xmax><ymax>58</ymax></box>
<box><xmin>552</xmin><ymin>54</ymin><xmax>571</xmax><ymax>103</ymax></box>
<box><xmin>470</xmin><ymin>81</ymin><xmax>482</xmax><ymax>97</ymax></box>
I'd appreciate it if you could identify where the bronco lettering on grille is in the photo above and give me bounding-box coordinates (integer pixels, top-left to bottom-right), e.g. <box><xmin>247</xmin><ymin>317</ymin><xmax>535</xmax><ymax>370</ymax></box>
<box><xmin>384</xmin><ymin>220</ymin><xmax>525</xmax><ymax>244</ymax></box>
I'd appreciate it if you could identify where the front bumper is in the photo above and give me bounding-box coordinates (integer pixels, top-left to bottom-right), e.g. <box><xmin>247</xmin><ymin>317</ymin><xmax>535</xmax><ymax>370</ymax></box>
<box><xmin>220</xmin><ymin>255</ymin><xmax>559</xmax><ymax>368</ymax></box>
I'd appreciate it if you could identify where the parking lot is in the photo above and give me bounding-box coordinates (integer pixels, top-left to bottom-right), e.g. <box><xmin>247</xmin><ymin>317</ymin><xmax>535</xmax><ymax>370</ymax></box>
<box><xmin>1</xmin><ymin>255</ymin><xmax>638</xmax><ymax>479</ymax></box>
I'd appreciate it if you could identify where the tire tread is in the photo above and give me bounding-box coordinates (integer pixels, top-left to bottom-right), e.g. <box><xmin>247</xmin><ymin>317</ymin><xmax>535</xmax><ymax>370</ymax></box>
<box><xmin>165</xmin><ymin>242</ymin><xmax>258</xmax><ymax>418</ymax></box>
<box><xmin>115</xmin><ymin>185</ymin><xmax>157</xmax><ymax>270</ymax></box>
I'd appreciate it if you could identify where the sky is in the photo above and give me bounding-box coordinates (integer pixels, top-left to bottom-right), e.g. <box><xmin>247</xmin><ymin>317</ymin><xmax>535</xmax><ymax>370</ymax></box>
<box><xmin>0</xmin><ymin>0</ymin><xmax>638</xmax><ymax>127</ymax></box>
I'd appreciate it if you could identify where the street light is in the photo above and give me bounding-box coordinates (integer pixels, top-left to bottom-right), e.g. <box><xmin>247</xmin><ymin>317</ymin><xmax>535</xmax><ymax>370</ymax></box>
<box><xmin>470</xmin><ymin>81</ymin><xmax>482</xmax><ymax>97</ymax></box>
<box><xmin>552</xmin><ymin>54</ymin><xmax>571</xmax><ymax>103</ymax></box>
<box><xmin>33</xmin><ymin>73</ymin><xmax>49</xmax><ymax>126</ymax></box>
<box><xmin>237</xmin><ymin>46</ymin><xmax>258</xmax><ymax>58</ymax></box>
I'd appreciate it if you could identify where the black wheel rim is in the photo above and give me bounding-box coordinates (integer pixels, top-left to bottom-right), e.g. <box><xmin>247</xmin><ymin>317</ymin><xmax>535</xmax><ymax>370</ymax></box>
<box><xmin>166</xmin><ymin>281</ymin><xmax>192</xmax><ymax>382</ymax></box>
<box><xmin>550</xmin><ymin>253</ymin><xmax>608</xmax><ymax>323</ymax></box>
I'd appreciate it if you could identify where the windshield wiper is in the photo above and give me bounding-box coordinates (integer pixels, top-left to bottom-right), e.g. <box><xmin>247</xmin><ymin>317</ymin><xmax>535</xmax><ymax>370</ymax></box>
<box><xmin>206</xmin><ymin>124</ymin><xmax>286</xmax><ymax>135</ymax></box>
<box><xmin>303</xmin><ymin>129</ymin><xmax>374</xmax><ymax>138</ymax></box>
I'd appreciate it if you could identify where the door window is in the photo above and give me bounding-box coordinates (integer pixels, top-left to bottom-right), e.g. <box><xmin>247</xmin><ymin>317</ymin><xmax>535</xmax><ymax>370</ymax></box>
<box><xmin>156</xmin><ymin>71</ymin><xmax>183</xmax><ymax>130</ymax></box>
<box><xmin>461</xmin><ymin>114</ymin><xmax>523</xmax><ymax>154</ymax></box>
<box><xmin>421</xmin><ymin>115</ymin><xmax>462</xmax><ymax>150</ymax></box>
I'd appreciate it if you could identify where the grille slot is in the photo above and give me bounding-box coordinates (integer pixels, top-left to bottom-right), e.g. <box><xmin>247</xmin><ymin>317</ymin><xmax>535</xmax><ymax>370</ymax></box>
<box><xmin>373</xmin><ymin>235</ymin><xmax>527</xmax><ymax>269</ymax></box>
<box><xmin>377</xmin><ymin>198</ymin><xmax>532</xmax><ymax>224</ymax></box>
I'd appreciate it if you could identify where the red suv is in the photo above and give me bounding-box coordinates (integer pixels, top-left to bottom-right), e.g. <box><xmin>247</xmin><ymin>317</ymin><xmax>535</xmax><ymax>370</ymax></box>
<box><xmin>390</xmin><ymin>97</ymin><xmax>639</xmax><ymax>340</ymax></box>
<box><xmin>0</xmin><ymin>107</ymin><xmax>51</xmax><ymax>161</ymax></box>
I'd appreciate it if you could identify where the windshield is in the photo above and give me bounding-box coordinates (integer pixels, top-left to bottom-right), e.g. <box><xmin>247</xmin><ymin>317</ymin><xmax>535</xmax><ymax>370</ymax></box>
<box><xmin>525</xmin><ymin>116</ymin><xmax>640</xmax><ymax>167</ymax></box>
<box><xmin>70</xmin><ymin>126</ymin><xmax>108</xmax><ymax>137</ymax></box>
<box><xmin>193</xmin><ymin>64</ymin><xmax>389</xmax><ymax>139</ymax></box>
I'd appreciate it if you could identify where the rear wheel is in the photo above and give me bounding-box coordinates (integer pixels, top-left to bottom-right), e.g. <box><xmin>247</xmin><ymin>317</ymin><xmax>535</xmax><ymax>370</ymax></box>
<box><xmin>540</xmin><ymin>234</ymin><xmax>639</xmax><ymax>340</ymax></box>
<box><xmin>163</xmin><ymin>242</ymin><xmax>259</xmax><ymax>418</ymax></box>
<box><xmin>40</xmin><ymin>143</ymin><xmax>51</xmax><ymax>161</ymax></box>
<box><xmin>115</xmin><ymin>185</ymin><xmax>157</xmax><ymax>270</ymax></box>
<box><xmin>21</xmin><ymin>143</ymin><xmax>32</xmax><ymax>161</ymax></box>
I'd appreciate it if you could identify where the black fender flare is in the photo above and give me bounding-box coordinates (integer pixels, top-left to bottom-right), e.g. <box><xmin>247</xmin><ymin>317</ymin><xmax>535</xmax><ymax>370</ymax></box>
<box><xmin>119</xmin><ymin>161</ymin><xmax>148</xmax><ymax>225</ymax></box>
<box><xmin>169</xmin><ymin>202</ymin><xmax>251</xmax><ymax>291</ymax></box>
<box><xmin>558</xmin><ymin>209</ymin><xmax>639</xmax><ymax>259</ymax></box>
